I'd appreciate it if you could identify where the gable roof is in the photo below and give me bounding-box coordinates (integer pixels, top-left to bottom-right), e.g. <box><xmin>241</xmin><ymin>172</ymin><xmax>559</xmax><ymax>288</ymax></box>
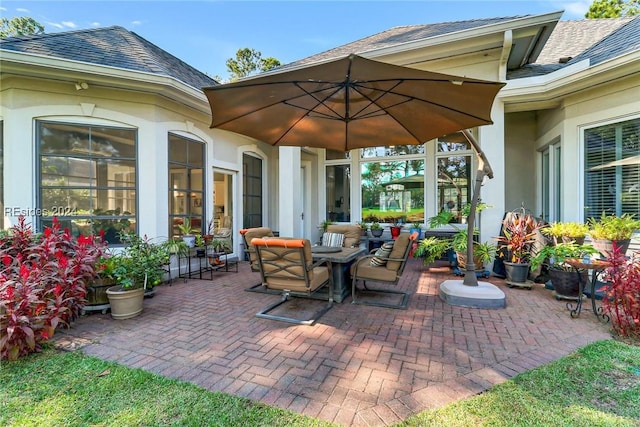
<box><xmin>0</xmin><ymin>26</ymin><xmax>218</xmax><ymax>89</ymax></box>
<box><xmin>507</xmin><ymin>16</ymin><xmax>637</xmax><ymax>79</ymax></box>
<box><xmin>286</xmin><ymin>16</ymin><xmax>527</xmax><ymax>67</ymax></box>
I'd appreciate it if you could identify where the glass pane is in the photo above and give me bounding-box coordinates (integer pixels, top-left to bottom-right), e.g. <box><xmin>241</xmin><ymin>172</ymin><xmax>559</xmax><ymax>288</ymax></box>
<box><xmin>170</xmin><ymin>166</ymin><xmax>188</xmax><ymax>190</ymax></box>
<box><xmin>361</xmin><ymin>145</ymin><xmax>425</xmax><ymax>158</ymax></box>
<box><xmin>40</xmin><ymin>123</ymin><xmax>90</xmax><ymax>155</ymax></box>
<box><xmin>437</xmin><ymin>155</ymin><xmax>471</xmax><ymax>222</ymax></box>
<box><xmin>361</xmin><ymin>160</ymin><xmax>425</xmax><ymax>223</ymax></box>
<box><xmin>41</xmin><ymin>188</ymin><xmax>93</xmax><ymax>213</ymax></box>
<box><xmin>584</xmin><ymin>118</ymin><xmax>640</xmax><ymax>219</ymax></box>
<box><xmin>91</xmin><ymin>127</ymin><xmax>136</xmax><ymax>158</ymax></box>
<box><xmin>437</xmin><ymin>132</ymin><xmax>471</xmax><ymax>152</ymax></box>
<box><xmin>168</xmin><ymin>135</ymin><xmax>188</xmax><ymax>163</ymax></box>
<box><xmin>187</xmin><ymin>140</ymin><xmax>204</xmax><ymax>166</ymax></box>
<box><xmin>326</xmin><ymin>149</ymin><xmax>350</xmax><ymax>160</ymax></box>
<box><xmin>190</xmin><ymin>191</ymin><xmax>204</xmax><ymax>216</ymax></box>
<box><xmin>170</xmin><ymin>190</ymin><xmax>188</xmax><ymax>215</ymax></box>
<box><xmin>326</xmin><ymin>165</ymin><xmax>351</xmax><ymax>222</ymax></box>
<box><xmin>102</xmin><ymin>159</ymin><xmax>136</xmax><ymax>188</ymax></box>
<box><xmin>190</xmin><ymin>169</ymin><xmax>204</xmax><ymax>192</ymax></box>
<box><xmin>42</xmin><ymin>217</ymin><xmax>135</xmax><ymax>245</ymax></box>
<box><xmin>95</xmin><ymin>189</ymin><xmax>136</xmax><ymax>215</ymax></box>
<box><xmin>42</xmin><ymin>157</ymin><xmax>95</xmax><ymax>187</ymax></box>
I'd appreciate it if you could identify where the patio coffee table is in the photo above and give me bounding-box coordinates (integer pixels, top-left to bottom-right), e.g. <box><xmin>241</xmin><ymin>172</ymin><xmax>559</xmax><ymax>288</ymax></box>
<box><xmin>313</xmin><ymin>246</ymin><xmax>366</xmax><ymax>303</ymax></box>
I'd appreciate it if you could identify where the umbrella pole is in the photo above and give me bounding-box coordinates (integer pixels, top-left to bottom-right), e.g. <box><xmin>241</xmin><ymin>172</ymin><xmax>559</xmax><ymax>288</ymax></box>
<box><xmin>460</xmin><ymin>130</ymin><xmax>494</xmax><ymax>287</ymax></box>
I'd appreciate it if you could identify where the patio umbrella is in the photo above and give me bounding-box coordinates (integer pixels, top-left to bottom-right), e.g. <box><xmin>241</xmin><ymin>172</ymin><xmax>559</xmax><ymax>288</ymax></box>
<box><xmin>203</xmin><ymin>54</ymin><xmax>505</xmax><ymax>290</ymax></box>
<box><xmin>203</xmin><ymin>54</ymin><xmax>505</xmax><ymax>151</ymax></box>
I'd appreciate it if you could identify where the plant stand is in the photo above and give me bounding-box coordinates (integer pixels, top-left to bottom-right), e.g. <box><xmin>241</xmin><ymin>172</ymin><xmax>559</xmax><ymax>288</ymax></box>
<box><xmin>564</xmin><ymin>259</ymin><xmax>611</xmax><ymax>322</ymax></box>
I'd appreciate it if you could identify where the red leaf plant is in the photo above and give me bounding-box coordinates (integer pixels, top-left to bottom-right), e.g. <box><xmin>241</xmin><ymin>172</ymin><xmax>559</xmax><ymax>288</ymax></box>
<box><xmin>0</xmin><ymin>216</ymin><xmax>106</xmax><ymax>360</ymax></box>
<box><xmin>600</xmin><ymin>243</ymin><xmax>640</xmax><ymax>339</ymax></box>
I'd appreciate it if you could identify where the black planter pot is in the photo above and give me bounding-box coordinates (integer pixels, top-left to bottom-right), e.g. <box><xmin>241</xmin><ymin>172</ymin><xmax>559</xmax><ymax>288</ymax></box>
<box><xmin>548</xmin><ymin>269</ymin><xmax>586</xmax><ymax>300</ymax></box>
<box><xmin>504</xmin><ymin>262</ymin><xmax>530</xmax><ymax>283</ymax></box>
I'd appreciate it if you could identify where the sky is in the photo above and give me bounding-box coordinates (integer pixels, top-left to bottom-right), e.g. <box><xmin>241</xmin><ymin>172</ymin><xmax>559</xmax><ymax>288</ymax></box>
<box><xmin>1</xmin><ymin>0</ymin><xmax>593</xmax><ymax>79</ymax></box>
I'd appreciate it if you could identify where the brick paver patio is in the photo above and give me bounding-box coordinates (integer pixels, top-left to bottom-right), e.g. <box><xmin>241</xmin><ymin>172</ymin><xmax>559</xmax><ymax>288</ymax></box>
<box><xmin>54</xmin><ymin>259</ymin><xmax>612</xmax><ymax>426</ymax></box>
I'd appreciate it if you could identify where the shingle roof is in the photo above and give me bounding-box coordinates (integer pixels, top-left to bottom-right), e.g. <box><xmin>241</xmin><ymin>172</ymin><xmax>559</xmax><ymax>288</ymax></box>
<box><xmin>286</xmin><ymin>16</ymin><xmax>526</xmax><ymax>68</ymax></box>
<box><xmin>507</xmin><ymin>16</ymin><xmax>637</xmax><ymax>79</ymax></box>
<box><xmin>0</xmin><ymin>26</ymin><xmax>218</xmax><ymax>89</ymax></box>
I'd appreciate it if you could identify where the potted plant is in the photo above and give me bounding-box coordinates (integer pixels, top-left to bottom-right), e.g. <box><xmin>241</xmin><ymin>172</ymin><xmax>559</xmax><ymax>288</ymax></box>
<box><xmin>542</xmin><ymin>221</ymin><xmax>589</xmax><ymax>245</ymax></box>
<box><xmin>356</xmin><ymin>221</ymin><xmax>368</xmax><ymax>236</ymax></box>
<box><xmin>208</xmin><ymin>238</ymin><xmax>232</xmax><ymax>267</ymax></box>
<box><xmin>176</xmin><ymin>218</ymin><xmax>197</xmax><ymax>248</ymax></box>
<box><xmin>452</xmin><ymin>230</ymin><xmax>496</xmax><ymax>270</ymax></box>
<box><xmin>495</xmin><ymin>211</ymin><xmax>545</xmax><ymax>285</ymax></box>
<box><xmin>587</xmin><ymin>212</ymin><xmax>640</xmax><ymax>256</ymax></box>
<box><xmin>410</xmin><ymin>221</ymin><xmax>423</xmax><ymax>239</ymax></box>
<box><xmin>318</xmin><ymin>219</ymin><xmax>333</xmax><ymax>233</ymax></box>
<box><xmin>370</xmin><ymin>221</ymin><xmax>383</xmax><ymax>237</ymax></box>
<box><xmin>412</xmin><ymin>236</ymin><xmax>451</xmax><ymax>267</ymax></box>
<box><xmin>530</xmin><ymin>242</ymin><xmax>599</xmax><ymax>299</ymax></box>
<box><xmin>428</xmin><ymin>205</ymin><xmax>496</xmax><ymax>272</ymax></box>
<box><xmin>194</xmin><ymin>234</ymin><xmax>206</xmax><ymax>257</ymax></box>
<box><xmin>389</xmin><ymin>217</ymin><xmax>405</xmax><ymax>239</ymax></box>
<box><xmin>105</xmin><ymin>231</ymin><xmax>171</xmax><ymax>319</ymax></box>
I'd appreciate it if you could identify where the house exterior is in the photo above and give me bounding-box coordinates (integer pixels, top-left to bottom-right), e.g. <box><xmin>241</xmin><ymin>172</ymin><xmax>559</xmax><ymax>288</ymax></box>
<box><xmin>1</xmin><ymin>11</ymin><xmax>639</xmax><ymax>260</ymax></box>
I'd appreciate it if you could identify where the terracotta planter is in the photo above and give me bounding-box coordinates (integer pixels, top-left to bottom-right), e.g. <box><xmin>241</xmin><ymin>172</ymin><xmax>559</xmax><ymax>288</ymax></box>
<box><xmin>106</xmin><ymin>286</ymin><xmax>144</xmax><ymax>320</ymax></box>
<box><xmin>504</xmin><ymin>261</ymin><xmax>530</xmax><ymax>283</ymax></box>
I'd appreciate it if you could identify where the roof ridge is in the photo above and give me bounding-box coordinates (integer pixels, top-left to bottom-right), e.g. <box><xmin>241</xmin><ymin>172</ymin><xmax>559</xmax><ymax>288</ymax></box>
<box><xmin>0</xmin><ymin>25</ymin><xmax>125</xmax><ymax>42</ymax></box>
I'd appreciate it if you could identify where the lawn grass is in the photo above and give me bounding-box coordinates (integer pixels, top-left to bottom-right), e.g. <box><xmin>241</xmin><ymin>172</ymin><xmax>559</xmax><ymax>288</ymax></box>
<box><xmin>1</xmin><ymin>340</ymin><xmax>638</xmax><ymax>426</ymax></box>
<box><xmin>402</xmin><ymin>339</ymin><xmax>640</xmax><ymax>427</ymax></box>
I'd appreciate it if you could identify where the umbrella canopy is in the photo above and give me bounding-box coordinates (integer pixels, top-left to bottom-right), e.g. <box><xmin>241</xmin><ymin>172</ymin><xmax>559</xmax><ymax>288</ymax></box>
<box><xmin>203</xmin><ymin>54</ymin><xmax>505</xmax><ymax>151</ymax></box>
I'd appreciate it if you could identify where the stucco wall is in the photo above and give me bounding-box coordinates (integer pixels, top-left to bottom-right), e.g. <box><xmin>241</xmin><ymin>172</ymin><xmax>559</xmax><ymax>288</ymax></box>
<box><xmin>504</xmin><ymin>111</ymin><xmax>537</xmax><ymax>214</ymax></box>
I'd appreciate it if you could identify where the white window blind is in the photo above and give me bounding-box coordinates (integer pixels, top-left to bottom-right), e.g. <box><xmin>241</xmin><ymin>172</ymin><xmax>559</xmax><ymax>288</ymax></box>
<box><xmin>584</xmin><ymin>118</ymin><xmax>640</xmax><ymax>220</ymax></box>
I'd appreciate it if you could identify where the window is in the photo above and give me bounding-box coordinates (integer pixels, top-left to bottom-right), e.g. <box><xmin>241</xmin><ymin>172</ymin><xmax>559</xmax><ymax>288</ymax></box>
<box><xmin>326</xmin><ymin>164</ymin><xmax>351</xmax><ymax>222</ymax></box>
<box><xmin>584</xmin><ymin>118</ymin><xmax>640</xmax><ymax>221</ymax></box>
<box><xmin>541</xmin><ymin>141</ymin><xmax>561</xmax><ymax>222</ymax></box>
<box><xmin>169</xmin><ymin>134</ymin><xmax>205</xmax><ymax>238</ymax></box>
<box><xmin>360</xmin><ymin>145</ymin><xmax>426</xmax><ymax>223</ymax></box>
<box><xmin>243</xmin><ymin>153</ymin><xmax>263</xmax><ymax>228</ymax></box>
<box><xmin>324</xmin><ymin>132</ymin><xmax>477</xmax><ymax>225</ymax></box>
<box><xmin>436</xmin><ymin>133</ymin><xmax>473</xmax><ymax>223</ymax></box>
<box><xmin>38</xmin><ymin>121</ymin><xmax>137</xmax><ymax>244</ymax></box>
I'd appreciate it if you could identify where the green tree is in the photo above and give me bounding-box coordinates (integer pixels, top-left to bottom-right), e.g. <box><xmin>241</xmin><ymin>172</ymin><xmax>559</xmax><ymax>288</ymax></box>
<box><xmin>225</xmin><ymin>48</ymin><xmax>281</xmax><ymax>81</ymax></box>
<box><xmin>0</xmin><ymin>16</ymin><xmax>45</xmax><ymax>37</ymax></box>
<box><xmin>585</xmin><ymin>0</ymin><xmax>639</xmax><ymax>18</ymax></box>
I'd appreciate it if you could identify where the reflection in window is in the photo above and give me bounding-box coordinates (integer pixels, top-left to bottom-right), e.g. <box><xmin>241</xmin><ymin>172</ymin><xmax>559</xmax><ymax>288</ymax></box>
<box><xmin>436</xmin><ymin>132</ymin><xmax>472</xmax><ymax>222</ymax></box>
<box><xmin>169</xmin><ymin>133</ymin><xmax>205</xmax><ymax>238</ymax></box>
<box><xmin>326</xmin><ymin>165</ymin><xmax>351</xmax><ymax>222</ymax></box>
<box><xmin>584</xmin><ymin>118</ymin><xmax>640</xmax><ymax>220</ymax></box>
<box><xmin>361</xmin><ymin>159</ymin><xmax>425</xmax><ymax>223</ymax></box>
<box><xmin>38</xmin><ymin>121</ymin><xmax>137</xmax><ymax>244</ymax></box>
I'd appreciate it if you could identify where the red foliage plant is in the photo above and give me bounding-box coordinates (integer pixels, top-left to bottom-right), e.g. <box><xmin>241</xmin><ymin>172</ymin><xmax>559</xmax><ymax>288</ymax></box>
<box><xmin>600</xmin><ymin>243</ymin><xmax>640</xmax><ymax>339</ymax></box>
<box><xmin>0</xmin><ymin>216</ymin><xmax>106</xmax><ymax>360</ymax></box>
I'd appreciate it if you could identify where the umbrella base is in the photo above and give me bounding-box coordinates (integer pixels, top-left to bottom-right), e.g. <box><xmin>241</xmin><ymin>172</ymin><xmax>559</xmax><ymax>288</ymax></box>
<box><xmin>439</xmin><ymin>279</ymin><xmax>506</xmax><ymax>309</ymax></box>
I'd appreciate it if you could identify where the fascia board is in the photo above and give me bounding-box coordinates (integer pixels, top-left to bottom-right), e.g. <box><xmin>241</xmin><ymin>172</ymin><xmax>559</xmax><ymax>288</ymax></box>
<box><xmin>502</xmin><ymin>50</ymin><xmax>640</xmax><ymax>111</ymax></box>
<box><xmin>359</xmin><ymin>11</ymin><xmax>563</xmax><ymax>60</ymax></box>
<box><xmin>0</xmin><ymin>49</ymin><xmax>210</xmax><ymax>113</ymax></box>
